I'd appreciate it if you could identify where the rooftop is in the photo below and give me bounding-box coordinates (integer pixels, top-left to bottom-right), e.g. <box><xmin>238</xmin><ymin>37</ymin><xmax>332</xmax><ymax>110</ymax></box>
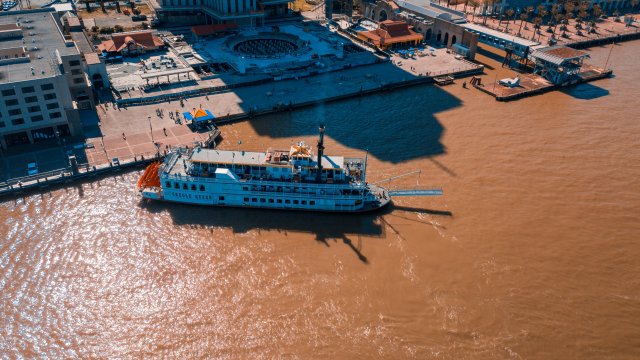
<box><xmin>0</xmin><ymin>9</ymin><xmax>79</xmax><ymax>83</ymax></box>
<box><xmin>97</xmin><ymin>30</ymin><xmax>164</xmax><ymax>54</ymax></box>
<box><xmin>396</xmin><ymin>0</ymin><xmax>466</xmax><ymax>23</ymax></box>
<box><xmin>186</xmin><ymin>148</ymin><xmax>345</xmax><ymax>170</ymax></box>
<box><xmin>358</xmin><ymin>20</ymin><xmax>423</xmax><ymax>45</ymax></box>
<box><xmin>530</xmin><ymin>45</ymin><xmax>590</xmax><ymax>65</ymax></box>
<box><xmin>461</xmin><ymin>23</ymin><xmax>540</xmax><ymax>47</ymax></box>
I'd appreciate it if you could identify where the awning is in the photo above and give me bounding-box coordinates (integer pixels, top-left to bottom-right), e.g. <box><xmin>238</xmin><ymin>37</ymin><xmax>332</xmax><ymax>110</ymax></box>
<box><xmin>183</xmin><ymin>108</ymin><xmax>215</xmax><ymax>123</ymax></box>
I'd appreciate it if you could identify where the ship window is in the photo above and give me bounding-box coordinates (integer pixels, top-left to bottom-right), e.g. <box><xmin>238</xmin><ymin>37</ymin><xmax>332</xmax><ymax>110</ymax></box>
<box><xmin>191</xmin><ymin>184</ymin><xmax>196</xmax><ymax>191</ymax></box>
<box><xmin>183</xmin><ymin>183</ymin><xmax>188</xmax><ymax>190</ymax></box>
<box><xmin>200</xmin><ymin>185</ymin><xmax>205</xmax><ymax>191</ymax></box>
<box><xmin>293</xmin><ymin>200</ymin><xmax>299</xmax><ymax>204</ymax></box>
<box><xmin>244</xmin><ymin>197</ymin><xmax>249</xmax><ymax>202</ymax></box>
<box><xmin>252</xmin><ymin>198</ymin><xmax>257</xmax><ymax>202</ymax></box>
<box><xmin>166</xmin><ymin>181</ymin><xmax>171</xmax><ymax>187</ymax></box>
<box><xmin>268</xmin><ymin>198</ymin><xmax>274</xmax><ymax>203</ymax></box>
<box><xmin>174</xmin><ymin>182</ymin><xmax>179</xmax><ymax>188</ymax></box>
<box><xmin>260</xmin><ymin>198</ymin><xmax>266</xmax><ymax>203</ymax></box>
<box><xmin>285</xmin><ymin>199</ymin><xmax>290</xmax><ymax>204</ymax></box>
<box><xmin>243</xmin><ymin>186</ymin><xmax>248</xmax><ymax>191</ymax></box>
<box><xmin>310</xmin><ymin>201</ymin><xmax>315</xmax><ymax>205</ymax></box>
<box><xmin>301</xmin><ymin>200</ymin><xmax>307</xmax><ymax>205</ymax></box>
<box><xmin>219</xmin><ymin>196</ymin><xmax>224</xmax><ymax>201</ymax></box>
<box><xmin>277</xmin><ymin>199</ymin><xmax>282</xmax><ymax>203</ymax></box>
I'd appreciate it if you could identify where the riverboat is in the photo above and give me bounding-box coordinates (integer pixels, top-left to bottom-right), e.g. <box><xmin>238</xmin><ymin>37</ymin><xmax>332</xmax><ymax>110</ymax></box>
<box><xmin>137</xmin><ymin>126</ymin><xmax>440</xmax><ymax>212</ymax></box>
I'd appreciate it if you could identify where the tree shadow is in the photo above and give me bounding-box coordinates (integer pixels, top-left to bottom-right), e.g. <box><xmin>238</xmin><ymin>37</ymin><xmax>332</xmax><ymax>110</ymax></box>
<box><xmin>242</xmin><ymin>75</ymin><xmax>461</xmax><ymax>163</ymax></box>
<box><xmin>562</xmin><ymin>83</ymin><xmax>610</xmax><ymax>100</ymax></box>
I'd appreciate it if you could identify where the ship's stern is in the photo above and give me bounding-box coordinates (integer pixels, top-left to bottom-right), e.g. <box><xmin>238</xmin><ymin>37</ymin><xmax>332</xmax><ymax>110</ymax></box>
<box><xmin>137</xmin><ymin>162</ymin><xmax>163</xmax><ymax>201</ymax></box>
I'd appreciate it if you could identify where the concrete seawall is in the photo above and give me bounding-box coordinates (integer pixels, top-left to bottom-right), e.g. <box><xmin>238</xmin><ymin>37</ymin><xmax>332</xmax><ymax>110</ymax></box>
<box><xmin>0</xmin><ymin>155</ymin><xmax>161</xmax><ymax>199</ymax></box>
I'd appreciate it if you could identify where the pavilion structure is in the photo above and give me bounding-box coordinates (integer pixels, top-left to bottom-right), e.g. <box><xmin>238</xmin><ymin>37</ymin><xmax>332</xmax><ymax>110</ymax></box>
<box><xmin>529</xmin><ymin>46</ymin><xmax>590</xmax><ymax>85</ymax></box>
<box><xmin>357</xmin><ymin>20</ymin><xmax>423</xmax><ymax>50</ymax></box>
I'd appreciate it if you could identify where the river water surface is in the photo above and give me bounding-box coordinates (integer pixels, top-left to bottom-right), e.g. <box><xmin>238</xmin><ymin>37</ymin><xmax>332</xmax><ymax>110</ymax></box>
<box><xmin>1</xmin><ymin>43</ymin><xmax>640</xmax><ymax>359</ymax></box>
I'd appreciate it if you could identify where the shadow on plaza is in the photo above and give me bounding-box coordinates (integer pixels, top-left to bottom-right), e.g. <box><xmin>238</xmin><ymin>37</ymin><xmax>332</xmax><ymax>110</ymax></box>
<box><xmin>141</xmin><ymin>199</ymin><xmax>453</xmax><ymax>263</ymax></box>
<box><xmin>238</xmin><ymin>63</ymin><xmax>462</xmax><ymax>163</ymax></box>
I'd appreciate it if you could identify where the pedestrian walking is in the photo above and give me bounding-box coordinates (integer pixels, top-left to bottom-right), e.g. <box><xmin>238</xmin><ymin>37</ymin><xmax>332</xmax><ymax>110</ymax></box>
<box><xmin>122</xmin><ymin>132</ymin><xmax>126</xmax><ymax>140</ymax></box>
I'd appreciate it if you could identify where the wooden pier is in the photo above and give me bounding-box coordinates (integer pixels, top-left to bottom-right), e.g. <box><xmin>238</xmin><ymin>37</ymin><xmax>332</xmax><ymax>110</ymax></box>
<box><xmin>474</xmin><ymin>65</ymin><xmax>612</xmax><ymax>101</ymax></box>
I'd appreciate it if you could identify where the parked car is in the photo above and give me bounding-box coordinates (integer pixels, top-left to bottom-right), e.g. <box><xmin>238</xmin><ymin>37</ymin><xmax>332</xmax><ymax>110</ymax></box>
<box><xmin>112</xmin><ymin>157</ymin><xmax>120</xmax><ymax>166</ymax></box>
<box><xmin>131</xmin><ymin>14</ymin><xmax>147</xmax><ymax>21</ymax></box>
<box><xmin>27</xmin><ymin>162</ymin><xmax>38</xmax><ymax>176</ymax></box>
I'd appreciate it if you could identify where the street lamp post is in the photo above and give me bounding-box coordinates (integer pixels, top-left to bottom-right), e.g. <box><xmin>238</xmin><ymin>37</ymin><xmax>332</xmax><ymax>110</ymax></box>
<box><xmin>148</xmin><ymin>115</ymin><xmax>153</xmax><ymax>143</ymax></box>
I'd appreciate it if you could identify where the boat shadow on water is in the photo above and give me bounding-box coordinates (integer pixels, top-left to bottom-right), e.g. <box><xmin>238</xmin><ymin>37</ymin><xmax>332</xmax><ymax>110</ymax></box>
<box><xmin>140</xmin><ymin>201</ymin><xmax>453</xmax><ymax>263</ymax></box>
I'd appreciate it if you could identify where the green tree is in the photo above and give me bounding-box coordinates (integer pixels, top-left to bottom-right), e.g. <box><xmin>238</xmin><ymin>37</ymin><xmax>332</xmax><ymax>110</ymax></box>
<box><xmin>141</xmin><ymin>22</ymin><xmax>149</xmax><ymax>30</ymax></box>
<box><xmin>91</xmin><ymin>25</ymin><xmax>99</xmax><ymax>32</ymax></box>
<box><xmin>113</xmin><ymin>24</ymin><xmax>124</xmax><ymax>33</ymax></box>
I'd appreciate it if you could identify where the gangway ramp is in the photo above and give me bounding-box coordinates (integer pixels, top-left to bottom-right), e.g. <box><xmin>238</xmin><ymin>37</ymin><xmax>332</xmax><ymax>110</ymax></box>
<box><xmin>388</xmin><ymin>188</ymin><xmax>443</xmax><ymax>197</ymax></box>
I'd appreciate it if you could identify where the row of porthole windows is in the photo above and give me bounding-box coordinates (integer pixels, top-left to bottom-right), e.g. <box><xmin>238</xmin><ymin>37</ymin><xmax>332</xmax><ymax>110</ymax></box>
<box><xmin>243</xmin><ymin>197</ymin><xmax>316</xmax><ymax>206</ymax></box>
<box><xmin>167</xmin><ymin>181</ymin><xmax>205</xmax><ymax>191</ymax></box>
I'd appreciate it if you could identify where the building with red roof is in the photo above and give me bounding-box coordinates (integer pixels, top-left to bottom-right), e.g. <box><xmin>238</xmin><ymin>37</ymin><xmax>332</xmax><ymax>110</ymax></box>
<box><xmin>96</xmin><ymin>31</ymin><xmax>165</xmax><ymax>56</ymax></box>
<box><xmin>357</xmin><ymin>20</ymin><xmax>423</xmax><ymax>50</ymax></box>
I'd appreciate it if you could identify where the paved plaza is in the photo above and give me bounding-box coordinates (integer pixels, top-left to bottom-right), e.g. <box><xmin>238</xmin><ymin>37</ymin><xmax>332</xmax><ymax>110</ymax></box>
<box><xmin>93</xmin><ymin>51</ymin><xmax>479</xmax><ymax>167</ymax></box>
<box><xmin>85</xmin><ymin>106</ymin><xmax>212</xmax><ymax>167</ymax></box>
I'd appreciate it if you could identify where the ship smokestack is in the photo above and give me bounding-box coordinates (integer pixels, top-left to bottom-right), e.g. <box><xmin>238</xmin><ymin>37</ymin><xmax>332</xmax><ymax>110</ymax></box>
<box><xmin>316</xmin><ymin>124</ymin><xmax>325</xmax><ymax>183</ymax></box>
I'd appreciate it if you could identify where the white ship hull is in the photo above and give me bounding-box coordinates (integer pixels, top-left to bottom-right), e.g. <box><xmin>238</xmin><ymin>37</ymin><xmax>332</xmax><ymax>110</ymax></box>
<box><xmin>142</xmin><ymin>177</ymin><xmax>390</xmax><ymax>213</ymax></box>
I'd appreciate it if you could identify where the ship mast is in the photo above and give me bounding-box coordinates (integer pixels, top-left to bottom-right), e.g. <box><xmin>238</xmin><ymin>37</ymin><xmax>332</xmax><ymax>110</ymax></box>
<box><xmin>316</xmin><ymin>124</ymin><xmax>325</xmax><ymax>183</ymax></box>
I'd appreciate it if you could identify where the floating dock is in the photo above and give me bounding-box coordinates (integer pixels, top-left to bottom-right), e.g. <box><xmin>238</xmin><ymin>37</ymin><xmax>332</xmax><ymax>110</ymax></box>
<box><xmin>474</xmin><ymin>65</ymin><xmax>612</xmax><ymax>101</ymax></box>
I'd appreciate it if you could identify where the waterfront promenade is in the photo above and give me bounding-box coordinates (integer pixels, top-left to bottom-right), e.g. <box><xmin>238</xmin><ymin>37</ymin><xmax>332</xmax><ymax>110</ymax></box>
<box><xmin>0</xmin><ymin>49</ymin><xmax>481</xmax><ymax>197</ymax></box>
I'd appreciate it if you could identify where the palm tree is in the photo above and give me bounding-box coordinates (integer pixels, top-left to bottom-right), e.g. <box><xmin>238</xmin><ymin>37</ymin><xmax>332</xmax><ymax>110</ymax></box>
<box><xmin>533</xmin><ymin>17</ymin><xmax>542</xmax><ymax>40</ymax></box>
<box><xmin>564</xmin><ymin>1</ymin><xmax>575</xmax><ymax>22</ymax></box>
<box><xmin>469</xmin><ymin>0</ymin><xmax>480</xmax><ymax>22</ymax></box>
<box><xmin>537</xmin><ymin>4</ymin><xmax>548</xmax><ymax>25</ymax></box>
<box><xmin>482</xmin><ymin>0</ymin><xmax>493</xmax><ymax>25</ymax></box>
<box><xmin>518</xmin><ymin>11</ymin><xmax>528</xmax><ymax>34</ymax></box>
<box><xmin>553</xmin><ymin>13</ymin><xmax>564</xmax><ymax>33</ymax></box>
<box><xmin>592</xmin><ymin>4</ymin><xmax>602</xmax><ymax>20</ymax></box>
<box><xmin>504</xmin><ymin>8</ymin><xmax>515</xmax><ymax>30</ymax></box>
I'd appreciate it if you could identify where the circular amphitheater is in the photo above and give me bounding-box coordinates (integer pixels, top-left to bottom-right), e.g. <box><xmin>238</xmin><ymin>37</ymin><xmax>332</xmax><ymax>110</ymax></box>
<box><xmin>225</xmin><ymin>32</ymin><xmax>307</xmax><ymax>58</ymax></box>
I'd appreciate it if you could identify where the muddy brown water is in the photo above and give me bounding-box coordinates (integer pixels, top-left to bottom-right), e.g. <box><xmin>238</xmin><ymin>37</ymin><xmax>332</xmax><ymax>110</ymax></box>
<box><xmin>1</xmin><ymin>43</ymin><xmax>639</xmax><ymax>359</ymax></box>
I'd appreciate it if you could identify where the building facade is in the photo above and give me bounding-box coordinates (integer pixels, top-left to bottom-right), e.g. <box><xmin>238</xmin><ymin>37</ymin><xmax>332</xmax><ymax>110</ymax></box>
<box><xmin>363</xmin><ymin>0</ymin><xmax>478</xmax><ymax>58</ymax></box>
<box><xmin>0</xmin><ymin>9</ymin><xmax>90</xmax><ymax>149</ymax></box>
<box><xmin>149</xmin><ymin>0</ymin><xmax>293</xmax><ymax>26</ymax></box>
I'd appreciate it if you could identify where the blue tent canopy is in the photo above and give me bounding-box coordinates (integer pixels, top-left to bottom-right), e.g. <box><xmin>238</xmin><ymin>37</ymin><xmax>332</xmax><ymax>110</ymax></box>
<box><xmin>183</xmin><ymin>109</ymin><xmax>215</xmax><ymax>123</ymax></box>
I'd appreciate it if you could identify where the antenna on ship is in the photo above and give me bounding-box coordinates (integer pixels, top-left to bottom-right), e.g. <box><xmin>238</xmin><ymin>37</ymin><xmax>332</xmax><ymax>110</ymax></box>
<box><xmin>363</xmin><ymin>149</ymin><xmax>368</xmax><ymax>184</ymax></box>
<box><xmin>316</xmin><ymin>124</ymin><xmax>325</xmax><ymax>183</ymax></box>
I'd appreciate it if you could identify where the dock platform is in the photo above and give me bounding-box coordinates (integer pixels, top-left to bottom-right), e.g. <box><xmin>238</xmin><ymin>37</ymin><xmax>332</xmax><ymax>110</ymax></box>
<box><xmin>475</xmin><ymin>65</ymin><xmax>612</xmax><ymax>101</ymax></box>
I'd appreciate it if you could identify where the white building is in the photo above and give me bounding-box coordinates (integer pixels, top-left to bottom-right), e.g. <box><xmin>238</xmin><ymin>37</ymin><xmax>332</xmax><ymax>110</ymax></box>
<box><xmin>0</xmin><ymin>8</ymin><xmax>92</xmax><ymax>149</ymax></box>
